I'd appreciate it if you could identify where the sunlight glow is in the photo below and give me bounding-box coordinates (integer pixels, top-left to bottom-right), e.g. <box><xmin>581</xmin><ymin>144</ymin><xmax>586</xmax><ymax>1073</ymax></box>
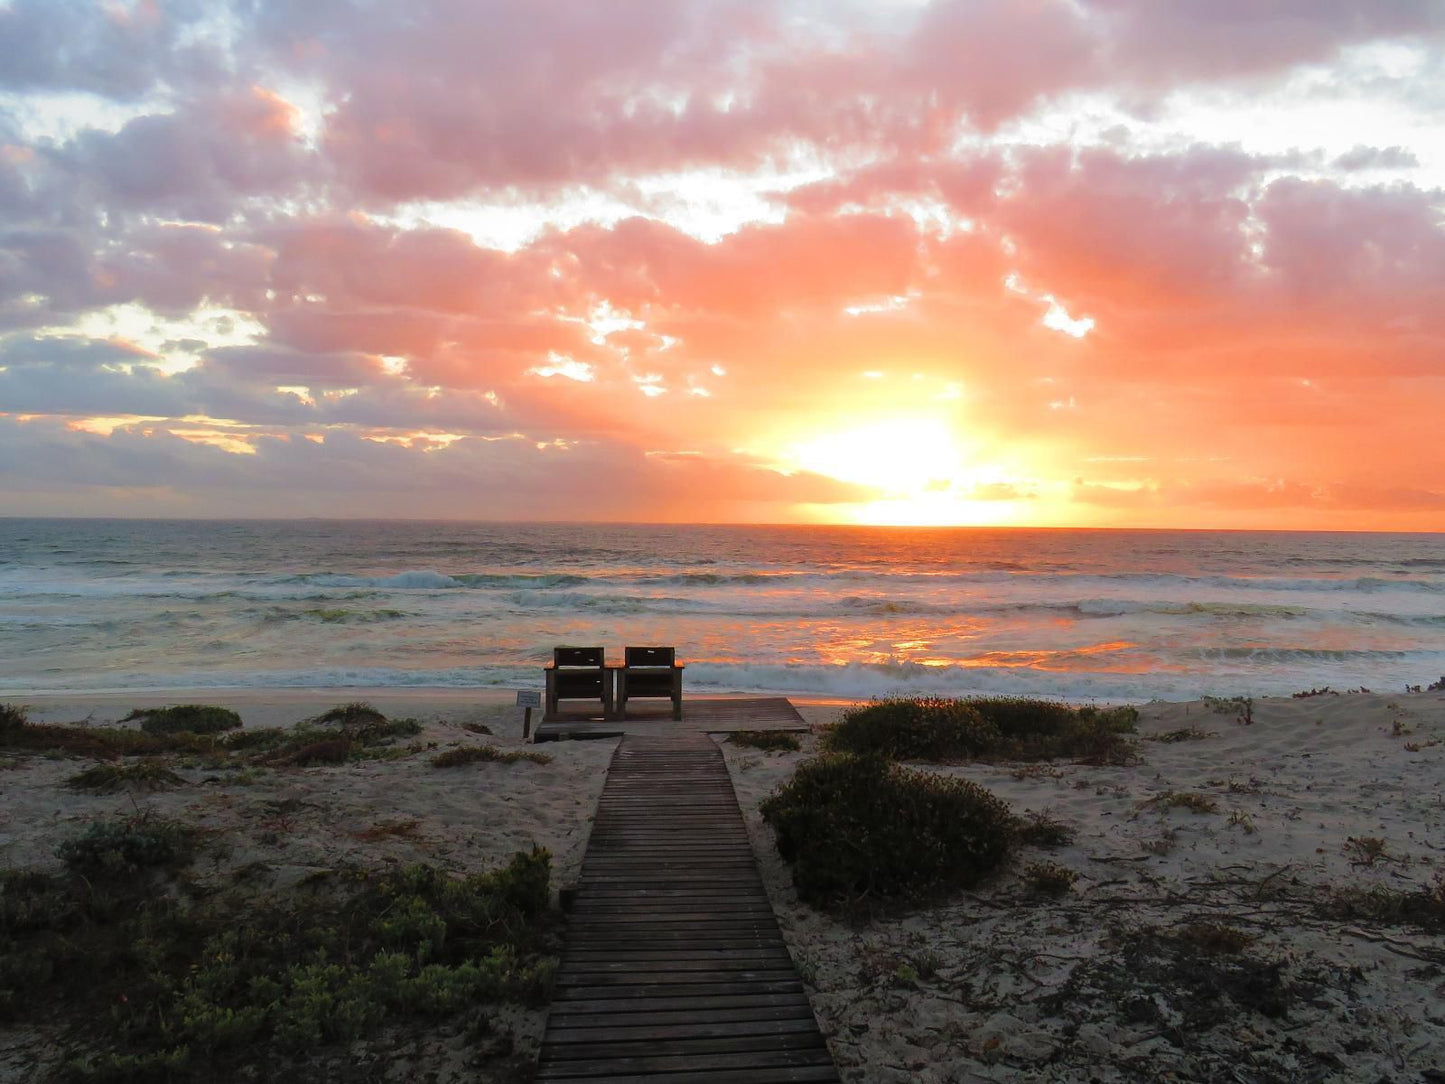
<box><xmin>788</xmin><ymin>418</ymin><xmax>962</xmax><ymax>493</ymax></box>
<box><xmin>528</xmin><ymin>354</ymin><xmax>594</xmax><ymax>381</ymax></box>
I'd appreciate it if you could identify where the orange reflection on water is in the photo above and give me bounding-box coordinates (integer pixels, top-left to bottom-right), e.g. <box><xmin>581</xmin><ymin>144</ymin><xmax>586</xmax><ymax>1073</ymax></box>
<box><xmin>956</xmin><ymin>640</ymin><xmax>1148</xmax><ymax>673</ymax></box>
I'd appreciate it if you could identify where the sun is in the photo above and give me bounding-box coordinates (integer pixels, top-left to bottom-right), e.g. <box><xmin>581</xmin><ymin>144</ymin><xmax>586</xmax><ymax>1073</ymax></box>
<box><xmin>788</xmin><ymin>418</ymin><xmax>962</xmax><ymax>493</ymax></box>
<box><xmin>779</xmin><ymin>416</ymin><xmax>1059</xmax><ymax>526</ymax></box>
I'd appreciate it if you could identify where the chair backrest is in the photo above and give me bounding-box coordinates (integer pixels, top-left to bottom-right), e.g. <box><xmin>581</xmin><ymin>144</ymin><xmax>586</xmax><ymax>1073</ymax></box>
<box><xmin>554</xmin><ymin>646</ymin><xmax>604</xmax><ymax>667</ymax></box>
<box><xmin>625</xmin><ymin>646</ymin><xmax>674</xmax><ymax>667</ymax></box>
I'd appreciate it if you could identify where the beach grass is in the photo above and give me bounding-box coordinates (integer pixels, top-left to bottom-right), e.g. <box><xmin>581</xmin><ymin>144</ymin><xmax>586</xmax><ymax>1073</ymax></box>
<box><xmin>66</xmin><ymin>759</ymin><xmax>186</xmax><ymax>793</ymax></box>
<box><xmin>0</xmin><ymin>702</ymin><xmax>426</xmax><ymax>770</ymax></box>
<box><xmin>431</xmin><ymin>745</ymin><xmax>552</xmax><ymax>767</ymax></box>
<box><xmin>726</xmin><ymin>729</ymin><xmax>803</xmax><ymax>752</ymax></box>
<box><xmin>822</xmin><ymin>696</ymin><xmax>1139</xmax><ymax>764</ymax></box>
<box><xmin>121</xmin><ymin>704</ymin><xmax>242</xmax><ymax>735</ymax></box>
<box><xmin>1</xmin><ymin>819</ymin><xmax>558</xmax><ymax>1082</ymax></box>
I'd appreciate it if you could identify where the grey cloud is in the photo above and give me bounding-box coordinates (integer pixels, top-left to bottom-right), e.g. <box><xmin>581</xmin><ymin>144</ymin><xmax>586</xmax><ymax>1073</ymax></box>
<box><xmin>0</xmin><ymin>334</ymin><xmax>155</xmax><ymax>368</ymax></box>
<box><xmin>0</xmin><ymin>414</ymin><xmax>868</xmax><ymax>519</ymax></box>
<box><xmin>1333</xmin><ymin>145</ymin><xmax>1421</xmax><ymax>171</ymax></box>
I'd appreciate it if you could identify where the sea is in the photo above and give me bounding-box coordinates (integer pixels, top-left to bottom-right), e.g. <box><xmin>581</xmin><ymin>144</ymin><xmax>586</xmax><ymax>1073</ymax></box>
<box><xmin>1</xmin><ymin>519</ymin><xmax>1442</xmax><ymax>703</ymax></box>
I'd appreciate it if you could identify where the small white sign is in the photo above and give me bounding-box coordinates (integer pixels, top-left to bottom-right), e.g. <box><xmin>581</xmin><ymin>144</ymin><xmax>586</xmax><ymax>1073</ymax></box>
<box><xmin>515</xmin><ymin>689</ymin><xmax>542</xmax><ymax>708</ymax></box>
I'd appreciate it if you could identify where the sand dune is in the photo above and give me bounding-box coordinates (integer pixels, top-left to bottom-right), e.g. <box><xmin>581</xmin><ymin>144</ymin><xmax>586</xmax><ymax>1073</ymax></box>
<box><xmin>3</xmin><ymin>688</ymin><xmax>1443</xmax><ymax>1081</ymax></box>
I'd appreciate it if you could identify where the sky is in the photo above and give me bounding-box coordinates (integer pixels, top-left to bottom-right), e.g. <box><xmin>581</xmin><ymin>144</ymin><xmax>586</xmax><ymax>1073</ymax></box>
<box><xmin>1</xmin><ymin>0</ymin><xmax>1443</xmax><ymax>529</ymax></box>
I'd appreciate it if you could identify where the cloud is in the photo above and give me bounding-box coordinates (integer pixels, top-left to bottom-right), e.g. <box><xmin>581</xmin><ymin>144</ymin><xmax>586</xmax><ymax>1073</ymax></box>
<box><xmin>1</xmin><ymin>1</ymin><xmax>1443</xmax><ymax>526</ymax></box>
<box><xmin>0</xmin><ymin>333</ymin><xmax>155</xmax><ymax>368</ymax></box>
<box><xmin>0</xmin><ymin>414</ymin><xmax>869</xmax><ymax>520</ymax></box>
<box><xmin>0</xmin><ymin>0</ymin><xmax>182</xmax><ymax>99</ymax></box>
<box><xmin>1333</xmin><ymin>145</ymin><xmax>1420</xmax><ymax>171</ymax></box>
<box><xmin>56</xmin><ymin>88</ymin><xmax>311</xmax><ymax>223</ymax></box>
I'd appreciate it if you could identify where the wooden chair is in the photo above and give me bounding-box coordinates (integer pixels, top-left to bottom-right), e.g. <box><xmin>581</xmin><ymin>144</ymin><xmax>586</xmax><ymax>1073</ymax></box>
<box><xmin>616</xmin><ymin>646</ymin><xmax>684</xmax><ymax>721</ymax></box>
<box><xmin>544</xmin><ymin>646</ymin><xmax>612</xmax><ymax>719</ymax></box>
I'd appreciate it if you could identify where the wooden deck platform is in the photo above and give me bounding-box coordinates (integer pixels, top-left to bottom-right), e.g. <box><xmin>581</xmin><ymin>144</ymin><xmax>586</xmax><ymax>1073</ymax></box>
<box><xmin>536</xmin><ymin>735</ymin><xmax>839</xmax><ymax>1082</ymax></box>
<box><xmin>534</xmin><ymin>696</ymin><xmax>808</xmax><ymax>743</ymax></box>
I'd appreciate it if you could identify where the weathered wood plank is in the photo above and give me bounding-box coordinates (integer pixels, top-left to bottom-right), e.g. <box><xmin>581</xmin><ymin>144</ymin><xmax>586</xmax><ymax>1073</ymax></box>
<box><xmin>536</xmin><ymin>1046</ymin><xmax>836</xmax><ymax>1078</ymax></box>
<box><xmin>537</xmin><ymin>734</ymin><xmax>836</xmax><ymax>1081</ymax></box>
<box><xmin>534</xmin><ymin>1069</ymin><xmax>840</xmax><ymax>1084</ymax></box>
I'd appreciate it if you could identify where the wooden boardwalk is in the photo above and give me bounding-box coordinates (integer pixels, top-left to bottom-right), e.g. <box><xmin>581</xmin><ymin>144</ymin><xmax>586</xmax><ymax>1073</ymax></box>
<box><xmin>537</xmin><ymin>734</ymin><xmax>839</xmax><ymax>1082</ymax></box>
<box><xmin>535</xmin><ymin>696</ymin><xmax>809</xmax><ymax>743</ymax></box>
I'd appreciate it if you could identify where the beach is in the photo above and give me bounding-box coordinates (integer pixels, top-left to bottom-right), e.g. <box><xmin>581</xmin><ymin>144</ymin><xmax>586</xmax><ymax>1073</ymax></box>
<box><xmin>3</xmin><ymin>687</ymin><xmax>1444</xmax><ymax>1081</ymax></box>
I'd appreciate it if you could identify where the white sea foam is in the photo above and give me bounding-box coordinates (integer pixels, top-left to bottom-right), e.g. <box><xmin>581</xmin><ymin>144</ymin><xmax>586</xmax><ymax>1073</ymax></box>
<box><xmin>1</xmin><ymin>520</ymin><xmax>1441</xmax><ymax>699</ymax></box>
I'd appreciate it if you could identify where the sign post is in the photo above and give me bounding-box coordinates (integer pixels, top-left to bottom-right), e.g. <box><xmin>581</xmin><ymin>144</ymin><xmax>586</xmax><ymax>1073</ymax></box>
<box><xmin>516</xmin><ymin>689</ymin><xmax>542</xmax><ymax>741</ymax></box>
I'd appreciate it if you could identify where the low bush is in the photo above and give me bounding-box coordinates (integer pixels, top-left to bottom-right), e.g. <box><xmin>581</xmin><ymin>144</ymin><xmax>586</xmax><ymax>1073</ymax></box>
<box><xmin>122</xmin><ymin>705</ymin><xmax>242</xmax><ymax>736</ymax></box>
<box><xmin>760</xmin><ymin>753</ymin><xmax>1013</xmax><ymax>910</ymax></box>
<box><xmin>967</xmin><ymin>698</ymin><xmax>1140</xmax><ymax>763</ymax></box>
<box><xmin>727</xmin><ymin>730</ymin><xmax>802</xmax><ymax>752</ymax></box>
<box><xmin>219</xmin><ymin>727</ymin><xmax>290</xmax><ymax>752</ymax></box>
<box><xmin>270</xmin><ymin>738</ymin><xmax>352</xmax><ymax>767</ymax></box>
<box><xmin>431</xmin><ymin>746</ymin><xmax>552</xmax><ymax>768</ymax></box>
<box><xmin>822</xmin><ymin>698</ymin><xmax>998</xmax><ymax>760</ymax></box>
<box><xmin>55</xmin><ymin>813</ymin><xmax>197</xmax><ymax>882</ymax></box>
<box><xmin>259</xmin><ymin>715</ymin><xmax>424</xmax><ymax>768</ymax></box>
<box><xmin>307</xmin><ymin>702</ymin><xmax>387</xmax><ymax>730</ymax></box>
<box><xmin>0</xmin><ymin>703</ymin><xmax>27</xmax><ymax>733</ymax></box>
<box><xmin>1014</xmin><ymin>810</ymin><xmax>1075</xmax><ymax>848</ymax></box>
<box><xmin>3</xmin><ymin>841</ymin><xmax>557</xmax><ymax>1080</ymax></box>
<box><xmin>1023</xmin><ymin>861</ymin><xmax>1077</xmax><ymax>897</ymax></box>
<box><xmin>0</xmin><ymin>719</ymin><xmax>192</xmax><ymax>759</ymax></box>
<box><xmin>67</xmin><ymin>760</ymin><xmax>185</xmax><ymax>793</ymax></box>
<box><xmin>824</xmin><ymin>696</ymin><xmax>1139</xmax><ymax>764</ymax></box>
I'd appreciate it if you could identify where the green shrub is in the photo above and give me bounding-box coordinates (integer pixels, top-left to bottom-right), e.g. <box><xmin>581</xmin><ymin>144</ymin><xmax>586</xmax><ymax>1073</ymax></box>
<box><xmin>824</xmin><ymin>698</ymin><xmax>998</xmax><ymax>760</ymax></box>
<box><xmin>0</xmin><ymin>720</ymin><xmax>185</xmax><ymax>759</ymax></box>
<box><xmin>760</xmin><ymin>754</ymin><xmax>1013</xmax><ymax>910</ymax></box>
<box><xmin>123</xmin><ymin>705</ymin><xmax>242</xmax><ymax>736</ymax></box>
<box><xmin>824</xmin><ymin>697</ymin><xmax>1139</xmax><ymax>765</ymax></box>
<box><xmin>56</xmin><ymin>814</ymin><xmax>197</xmax><ymax>882</ymax></box>
<box><xmin>431</xmin><ymin>746</ymin><xmax>552</xmax><ymax>768</ymax></box>
<box><xmin>3</xmin><ymin>847</ymin><xmax>557</xmax><ymax>1079</ymax></box>
<box><xmin>67</xmin><ymin>760</ymin><xmax>185</xmax><ymax>793</ymax></box>
<box><xmin>271</xmin><ymin>739</ymin><xmax>352</xmax><ymax>767</ymax></box>
<box><xmin>307</xmin><ymin>703</ymin><xmax>387</xmax><ymax>730</ymax></box>
<box><xmin>965</xmin><ymin>697</ymin><xmax>1080</xmax><ymax>737</ymax></box>
<box><xmin>1024</xmin><ymin>861</ymin><xmax>1077</xmax><ymax>897</ymax></box>
<box><xmin>727</xmin><ymin>730</ymin><xmax>803</xmax><ymax>752</ymax></box>
<box><xmin>0</xmin><ymin>703</ymin><xmax>27</xmax><ymax>733</ymax></box>
<box><xmin>1015</xmin><ymin>810</ymin><xmax>1075</xmax><ymax>848</ymax></box>
<box><xmin>966</xmin><ymin>698</ymin><xmax>1140</xmax><ymax>763</ymax></box>
<box><xmin>220</xmin><ymin>727</ymin><xmax>290</xmax><ymax>752</ymax></box>
<box><xmin>348</xmin><ymin>717</ymin><xmax>424</xmax><ymax>744</ymax></box>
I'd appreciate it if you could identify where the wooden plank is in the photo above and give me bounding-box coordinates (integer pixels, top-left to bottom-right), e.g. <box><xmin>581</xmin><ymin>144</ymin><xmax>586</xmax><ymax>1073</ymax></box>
<box><xmin>553</xmin><ymin>979</ymin><xmax>807</xmax><ymax>1002</ymax></box>
<box><xmin>536</xmin><ymin>1047</ymin><xmax>836</xmax><ymax>1078</ymax></box>
<box><xmin>549</xmin><ymin>1023</ymin><xmax>832</xmax><ymax>1046</ymax></box>
<box><xmin>537</xmin><ymin>733</ymin><xmax>836</xmax><ymax>1080</ymax></box>
<box><xmin>534</xmin><ymin>1068</ymin><xmax>839</xmax><ymax>1084</ymax></box>
<box><xmin>546</xmin><ymin>1000</ymin><xmax>814</xmax><ymax>1023</ymax></box>
<box><xmin>542</xmin><ymin>1031</ymin><xmax>827</xmax><ymax>1061</ymax></box>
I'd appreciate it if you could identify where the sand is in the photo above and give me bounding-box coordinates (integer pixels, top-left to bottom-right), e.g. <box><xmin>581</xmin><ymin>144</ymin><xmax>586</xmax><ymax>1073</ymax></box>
<box><xmin>4</xmin><ymin>687</ymin><xmax>1445</xmax><ymax>1081</ymax></box>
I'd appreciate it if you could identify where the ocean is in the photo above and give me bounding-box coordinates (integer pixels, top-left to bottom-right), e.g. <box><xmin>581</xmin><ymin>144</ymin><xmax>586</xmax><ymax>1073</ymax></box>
<box><xmin>0</xmin><ymin>519</ymin><xmax>1442</xmax><ymax>702</ymax></box>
